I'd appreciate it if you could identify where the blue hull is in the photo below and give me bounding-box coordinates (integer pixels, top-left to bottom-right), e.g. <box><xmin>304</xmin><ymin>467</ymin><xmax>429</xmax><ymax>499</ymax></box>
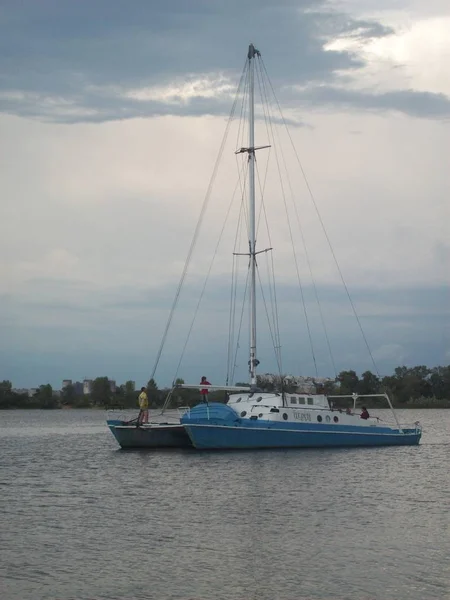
<box><xmin>183</xmin><ymin>424</ymin><xmax>421</xmax><ymax>449</ymax></box>
<box><xmin>107</xmin><ymin>420</ymin><xmax>192</xmax><ymax>449</ymax></box>
<box><xmin>181</xmin><ymin>403</ymin><xmax>421</xmax><ymax>449</ymax></box>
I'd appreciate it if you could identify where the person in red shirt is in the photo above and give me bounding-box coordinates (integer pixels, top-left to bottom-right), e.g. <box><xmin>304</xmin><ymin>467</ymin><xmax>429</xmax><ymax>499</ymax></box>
<box><xmin>360</xmin><ymin>407</ymin><xmax>370</xmax><ymax>420</ymax></box>
<box><xmin>200</xmin><ymin>376</ymin><xmax>211</xmax><ymax>403</ymax></box>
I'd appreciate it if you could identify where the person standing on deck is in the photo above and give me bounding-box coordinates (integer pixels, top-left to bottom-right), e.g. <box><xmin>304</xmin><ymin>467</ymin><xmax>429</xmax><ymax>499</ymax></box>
<box><xmin>200</xmin><ymin>376</ymin><xmax>211</xmax><ymax>403</ymax></box>
<box><xmin>138</xmin><ymin>386</ymin><xmax>149</xmax><ymax>425</ymax></box>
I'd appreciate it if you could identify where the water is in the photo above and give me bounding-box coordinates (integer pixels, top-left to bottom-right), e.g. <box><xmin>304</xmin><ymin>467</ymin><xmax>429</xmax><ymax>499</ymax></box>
<box><xmin>0</xmin><ymin>409</ymin><xmax>449</xmax><ymax>600</ymax></box>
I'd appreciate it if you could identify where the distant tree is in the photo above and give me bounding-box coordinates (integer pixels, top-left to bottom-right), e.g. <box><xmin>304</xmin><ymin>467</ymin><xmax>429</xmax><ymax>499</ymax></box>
<box><xmin>146</xmin><ymin>378</ymin><xmax>161</xmax><ymax>407</ymax></box>
<box><xmin>35</xmin><ymin>384</ymin><xmax>59</xmax><ymax>409</ymax></box>
<box><xmin>429</xmin><ymin>366</ymin><xmax>450</xmax><ymax>399</ymax></box>
<box><xmin>357</xmin><ymin>371</ymin><xmax>380</xmax><ymax>395</ymax></box>
<box><xmin>0</xmin><ymin>380</ymin><xmax>13</xmax><ymax>409</ymax></box>
<box><xmin>337</xmin><ymin>370</ymin><xmax>359</xmax><ymax>395</ymax></box>
<box><xmin>91</xmin><ymin>377</ymin><xmax>111</xmax><ymax>407</ymax></box>
<box><xmin>124</xmin><ymin>380</ymin><xmax>135</xmax><ymax>395</ymax></box>
<box><xmin>61</xmin><ymin>383</ymin><xmax>76</xmax><ymax>405</ymax></box>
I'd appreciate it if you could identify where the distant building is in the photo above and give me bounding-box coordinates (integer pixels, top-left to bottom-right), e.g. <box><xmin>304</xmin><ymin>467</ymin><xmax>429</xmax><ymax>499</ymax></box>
<box><xmin>28</xmin><ymin>388</ymin><xmax>38</xmax><ymax>397</ymax></box>
<box><xmin>108</xmin><ymin>380</ymin><xmax>116</xmax><ymax>393</ymax></box>
<box><xmin>73</xmin><ymin>381</ymin><xmax>83</xmax><ymax>396</ymax></box>
<box><xmin>83</xmin><ymin>379</ymin><xmax>93</xmax><ymax>395</ymax></box>
<box><xmin>12</xmin><ymin>388</ymin><xmax>29</xmax><ymax>396</ymax></box>
<box><xmin>62</xmin><ymin>379</ymin><xmax>72</xmax><ymax>389</ymax></box>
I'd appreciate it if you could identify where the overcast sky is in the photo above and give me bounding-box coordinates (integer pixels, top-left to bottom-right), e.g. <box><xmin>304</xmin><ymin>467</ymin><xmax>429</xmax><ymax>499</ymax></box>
<box><xmin>1</xmin><ymin>0</ymin><xmax>449</xmax><ymax>389</ymax></box>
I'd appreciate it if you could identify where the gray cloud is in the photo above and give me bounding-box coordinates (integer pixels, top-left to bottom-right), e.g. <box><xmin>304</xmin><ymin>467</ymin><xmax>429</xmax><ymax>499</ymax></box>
<box><xmin>296</xmin><ymin>86</ymin><xmax>450</xmax><ymax>120</ymax></box>
<box><xmin>2</xmin><ymin>275</ymin><xmax>448</xmax><ymax>387</ymax></box>
<box><xmin>0</xmin><ymin>0</ymin><xmax>399</xmax><ymax>123</ymax></box>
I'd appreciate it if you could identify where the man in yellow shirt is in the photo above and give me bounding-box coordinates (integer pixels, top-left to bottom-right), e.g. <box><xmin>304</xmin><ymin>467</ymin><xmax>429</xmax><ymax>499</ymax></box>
<box><xmin>138</xmin><ymin>386</ymin><xmax>149</xmax><ymax>425</ymax></box>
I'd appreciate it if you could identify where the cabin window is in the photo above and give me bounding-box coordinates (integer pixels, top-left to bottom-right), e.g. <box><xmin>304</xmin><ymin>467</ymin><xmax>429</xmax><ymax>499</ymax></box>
<box><xmin>298</xmin><ymin>397</ymin><xmax>305</xmax><ymax>405</ymax></box>
<box><xmin>334</xmin><ymin>416</ymin><xmax>339</xmax><ymax>423</ymax></box>
<box><xmin>240</xmin><ymin>411</ymin><xmax>247</xmax><ymax>417</ymax></box>
<box><xmin>283</xmin><ymin>413</ymin><xmax>288</xmax><ymax>420</ymax></box>
<box><xmin>317</xmin><ymin>415</ymin><xmax>323</xmax><ymax>422</ymax></box>
<box><xmin>290</xmin><ymin>397</ymin><xmax>297</xmax><ymax>404</ymax></box>
<box><xmin>258</xmin><ymin>413</ymin><xmax>263</xmax><ymax>418</ymax></box>
<box><xmin>236</xmin><ymin>398</ymin><xmax>241</xmax><ymax>403</ymax></box>
<box><xmin>325</xmin><ymin>415</ymin><xmax>331</xmax><ymax>423</ymax></box>
<box><xmin>307</xmin><ymin>397</ymin><xmax>314</xmax><ymax>405</ymax></box>
<box><xmin>256</xmin><ymin>396</ymin><xmax>262</xmax><ymax>402</ymax></box>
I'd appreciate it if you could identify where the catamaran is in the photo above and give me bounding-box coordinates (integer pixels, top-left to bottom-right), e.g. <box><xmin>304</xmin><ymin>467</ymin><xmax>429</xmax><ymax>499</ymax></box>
<box><xmin>108</xmin><ymin>43</ymin><xmax>422</xmax><ymax>450</ymax></box>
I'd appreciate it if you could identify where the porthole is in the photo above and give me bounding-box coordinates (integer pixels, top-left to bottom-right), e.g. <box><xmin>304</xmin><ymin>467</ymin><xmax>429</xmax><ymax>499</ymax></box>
<box><xmin>325</xmin><ymin>415</ymin><xmax>331</xmax><ymax>423</ymax></box>
<box><xmin>256</xmin><ymin>396</ymin><xmax>262</xmax><ymax>402</ymax></box>
<box><xmin>236</xmin><ymin>398</ymin><xmax>241</xmax><ymax>403</ymax></box>
<box><xmin>317</xmin><ymin>415</ymin><xmax>323</xmax><ymax>422</ymax></box>
<box><xmin>283</xmin><ymin>413</ymin><xmax>288</xmax><ymax>421</ymax></box>
<box><xmin>240</xmin><ymin>411</ymin><xmax>247</xmax><ymax>417</ymax></box>
<box><xmin>258</xmin><ymin>413</ymin><xmax>263</xmax><ymax>418</ymax></box>
<box><xmin>333</xmin><ymin>416</ymin><xmax>339</xmax><ymax>423</ymax></box>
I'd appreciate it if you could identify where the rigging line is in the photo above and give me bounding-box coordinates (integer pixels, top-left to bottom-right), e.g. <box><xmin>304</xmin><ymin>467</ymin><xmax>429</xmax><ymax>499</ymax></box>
<box><xmin>231</xmin><ymin>268</ymin><xmax>251</xmax><ymax>385</ymax></box>
<box><xmin>227</xmin><ymin>162</ymin><xmax>249</xmax><ymax>384</ymax></box>
<box><xmin>172</xmin><ymin>161</ymin><xmax>250</xmax><ymax>384</ymax></box>
<box><xmin>228</xmin><ymin>163</ymin><xmax>251</xmax><ymax>384</ymax></box>
<box><xmin>255</xmin><ymin>159</ymin><xmax>280</xmax><ymax>356</ymax></box>
<box><xmin>257</xmin><ymin>56</ymin><xmax>318</xmax><ymax>377</ymax></box>
<box><xmin>254</xmin><ymin>59</ymin><xmax>271</xmax><ymax>239</ymax></box>
<box><xmin>256</xmin><ymin>264</ymin><xmax>283</xmax><ymax>375</ymax></box>
<box><xmin>258</xmin><ymin>67</ymin><xmax>337</xmax><ymax>380</ymax></box>
<box><xmin>226</xmin><ymin>254</ymin><xmax>237</xmax><ymax>385</ymax></box>
<box><xmin>149</xmin><ymin>61</ymin><xmax>248</xmax><ymax>382</ymax></box>
<box><xmin>264</xmin><ymin>250</ymin><xmax>282</xmax><ymax>372</ymax></box>
<box><xmin>235</xmin><ymin>61</ymin><xmax>250</xmax><ymax>155</ymax></box>
<box><xmin>255</xmin><ymin>60</ymin><xmax>283</xmax><ymax>368</ymax></box>
<box><xmin>227</xmin><ymin>219</ymin><xmax>244</xmax><ymax>384</ymax></box>
<box><xmin>260</xmin><ymin>58</ymin><xmax>381</xmax><ymax>378</ymax></box>
<box><xmin>234</xmin><ymin>72</ymin><xmax>250</xmax><ymax>231</ymax></box>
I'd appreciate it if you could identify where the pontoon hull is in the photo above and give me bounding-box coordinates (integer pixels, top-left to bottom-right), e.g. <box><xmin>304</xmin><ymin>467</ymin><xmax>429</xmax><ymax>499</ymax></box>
<box><xmin>183</xmin><ymin>423</ymin><xmax>421</xmax><ymax>449</ymax></box>
<box><xmin>107</xmin><ymin>420</ymin><xmax>192</xmax><ymax>449</ymax></box>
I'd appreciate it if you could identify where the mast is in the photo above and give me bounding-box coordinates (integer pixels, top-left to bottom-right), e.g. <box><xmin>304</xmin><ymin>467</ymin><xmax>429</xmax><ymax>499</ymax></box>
<box><xmin>248</xmin><ymin>43</ymin><xmax>258</xmax><ymax>386</ymax></box>
<box><xmin>235</xmin><ymin>44</ymin><xmax>269</xmax><ymax>386</ymax></box>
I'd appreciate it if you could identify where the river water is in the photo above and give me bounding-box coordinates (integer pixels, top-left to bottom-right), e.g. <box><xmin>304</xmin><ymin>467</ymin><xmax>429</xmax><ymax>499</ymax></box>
<box><xmin>0</xmin><ymin>408</ymin><xmax>449</xmax><ymax>600</ymax></box>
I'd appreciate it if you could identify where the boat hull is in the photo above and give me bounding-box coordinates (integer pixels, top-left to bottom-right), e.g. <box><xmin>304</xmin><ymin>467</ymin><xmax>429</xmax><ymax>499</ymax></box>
<box><xmin>180</xmin><ymin>404</ymin><xmax>421</xmax><ymax>449</ymax></box>
<box><xmin>183</xmin><ymin>423</ymin><xmax>421</xmax><ymax>449</ymax></box>
<box><xmin>107</xmin><ymin>420</ymin><xmax>192</xmax><ymax>449</ymax></box>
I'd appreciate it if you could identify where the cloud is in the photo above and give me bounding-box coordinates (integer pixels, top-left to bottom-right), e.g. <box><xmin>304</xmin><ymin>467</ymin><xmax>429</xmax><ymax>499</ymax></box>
<box><xmin>0</xmin><ymin>0</ymin><xmax>397</xmax><ymax>123</ymax></box>
<box><xmin>1</xmin><ymin>273</ymin><xmax>448</xmax><ymax>387</ymax></box>
<box><xmin>293</xmin><ymin>86</ymin><xmax>450</xmax><ymax>120</ymax></box>
<box><xmin>1</xmin><ymin>1</ymin><xmax>449</xmax><ymax>388</ymax></box>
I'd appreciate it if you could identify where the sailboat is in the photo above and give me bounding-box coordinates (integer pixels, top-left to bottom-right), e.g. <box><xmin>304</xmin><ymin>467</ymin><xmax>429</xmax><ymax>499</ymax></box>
<box><xmin>107</xmin><ymin>43</ymin><xmax>422</xmax><ymax>450</ymax></box>
<box><xmin>177</xmin><ymin>44</ymin><xmax>422</xmax><ymax>449</ymax></box>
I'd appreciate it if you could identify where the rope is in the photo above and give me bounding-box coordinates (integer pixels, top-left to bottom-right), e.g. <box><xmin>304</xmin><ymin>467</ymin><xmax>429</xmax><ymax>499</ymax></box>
<box><xmin>256</xmin><ymin>56</ymin><xmax>319</xmax><ymax>377</ymax></box>
<box><xmin>260</xmin><ymin>57</ymin><xmax>381</xmax><ymax>378</ymax></box>
<box><xmin>149</xmin><ymin>58</ymin><xmax>248</xmax><ymax>383</ymax></box>
<box><xmin>172</xmin><ymin>160</ymin><xmax>248</xmax><ymax>383</ymax></box>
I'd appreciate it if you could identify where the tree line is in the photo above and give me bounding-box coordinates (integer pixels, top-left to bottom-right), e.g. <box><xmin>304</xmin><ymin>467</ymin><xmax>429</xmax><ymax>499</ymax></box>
<box><xmin>1</xmin><ymin>364</ymin><xmax>449</xmax><ymax>409</ymax></box>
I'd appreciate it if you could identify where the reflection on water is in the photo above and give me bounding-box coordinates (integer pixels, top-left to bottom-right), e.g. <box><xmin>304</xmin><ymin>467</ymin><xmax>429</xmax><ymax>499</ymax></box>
<box><xmin>0</xmin><ymin>409</ymin><xmax>449</xmax><ymax>600</ymax></box>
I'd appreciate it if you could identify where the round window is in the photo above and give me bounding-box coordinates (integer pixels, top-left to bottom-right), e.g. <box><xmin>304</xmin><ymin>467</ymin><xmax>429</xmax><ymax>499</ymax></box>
<box><xmin>333</xmin><ymin>416</ymin><xmax>339</xmax><ymax>423</ymax></box>
<box><xmin>256</xmin><ymin>396</ymin><xmax>262</xmax><ymax>402</ymax></box>
<box><xmin>325</xmin><ymin>415</ymin><xmax>331</xmax><ymax>423</ymax></box>
<box><xmin>240</xmin><ymin>411</ymin><xmax>247</xmax><ymax>417</ymax></box>
<box><xmin>317</xmin><ymin>415</ymin><xmax>323</xmax><ymax>422</ymax></box>
<box><xmin>236</xmin><ymin>398</ymin><xmax>241</xmax><ymax>403</ymax></box>
<box><xmin>258</xmin><ymin>413</ymin><xmax>263</xmax><ymax>418</ymax></box>
<box><xmin>283</xmin><ymin>413</ymin><xmax>288</xmax><ymax>420</ymax></box>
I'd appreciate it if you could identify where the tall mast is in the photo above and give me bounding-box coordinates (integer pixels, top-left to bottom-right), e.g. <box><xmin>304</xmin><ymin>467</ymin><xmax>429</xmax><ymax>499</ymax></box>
<box><xmin>248</xmin><ymin>43</ymin><xmax>258</xmax><ymax>386</ymax></box>
<box><xmin>235</xmin><ymin>44</ymin><xmax>269</xmax><ymax>386</ymax></box>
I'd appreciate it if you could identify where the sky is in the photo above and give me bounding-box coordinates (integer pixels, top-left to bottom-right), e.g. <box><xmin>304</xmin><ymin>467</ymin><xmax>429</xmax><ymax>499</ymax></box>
<box><xmin>1</xmin><ymin>0</ymin><xmax>449</xmax><ymax>389</ymax></box>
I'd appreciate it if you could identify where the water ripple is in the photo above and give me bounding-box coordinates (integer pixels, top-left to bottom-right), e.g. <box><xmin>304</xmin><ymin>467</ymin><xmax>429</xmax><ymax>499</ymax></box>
<box><xmin>0</xmin><ymin>409</ymin><xmax>449</xmax><ymax>600</ymax></box>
